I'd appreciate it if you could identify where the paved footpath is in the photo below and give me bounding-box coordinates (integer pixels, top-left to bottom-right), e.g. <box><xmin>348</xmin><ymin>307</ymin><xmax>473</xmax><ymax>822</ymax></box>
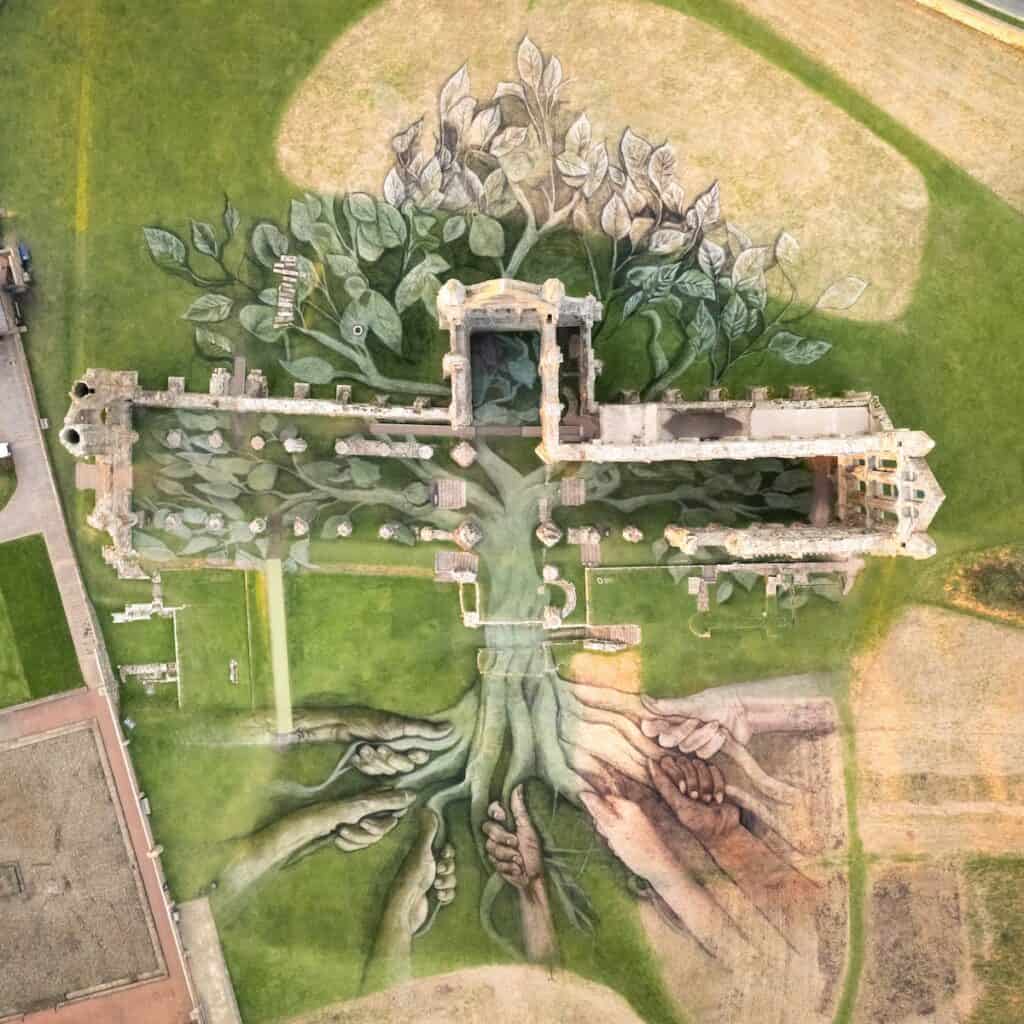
<box><xmin>0</xmin><ymin>335</ymin><xmax>199</xmax><ymax>1023</ymax></box>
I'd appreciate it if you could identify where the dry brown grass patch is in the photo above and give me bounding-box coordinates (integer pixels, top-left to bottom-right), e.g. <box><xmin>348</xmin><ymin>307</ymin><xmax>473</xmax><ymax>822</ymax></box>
<box><xmin>566</xmin><ymin>649</ymin><xmax>642</xmax><ymax>692</ymax></box>
<box><xmin>276</xmin><ymin>0</ymin><xmax>927</xmax><ymax>321</ymax></box>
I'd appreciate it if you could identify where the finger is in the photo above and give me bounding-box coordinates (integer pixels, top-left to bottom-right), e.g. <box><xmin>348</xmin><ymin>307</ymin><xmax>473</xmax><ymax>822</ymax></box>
<box><xmin>487</xmin><ymin>801</ymin><xmax>508</xmax><ymax>824</ymax></box>
<box><xmin>709</xmin><ymin>762</ymin><xmax>726</xmax><ymax>804</ymax></box>
<box><xmin>367</xmin><ymin>714</ymin><xmax>454</xmax><ymax>743</ymax></box>
<box><xmin>334</xmin><ymin>834</ymin><xmax>364</xmax><ymax>852</ymax></box>
<box><xmin>498</xmin><ymin>862</ymin><xmax>525</xmax><ymax>884</ymax></box>
<box><xmin>659</xmin><ymin>754</ymin><xmax>686</xmax><ymax>788</ymax></box>
<box><xmin>359</xmin><ymin>813</ymin><xmax>400</xmax><ymax>837</ymax></box>
<box><xmin>435</xmin><ymin>858</ymin><xmax>456</xmax><ymax>877</ymax></box>
<box><xmin>338</xmin><ymin>824</ymin><xmax>375</xmax><ymax>846</ymax></box>
<box><xmin>578</xmin><ymin>790</ymin><xmax>618</xmax><ymax>828</ymax></box>
<box><xmin>695</xmin><ymin>727</ymin><xmax>726</xmax><ymax>760</ymax></box>
<box><xmin>649</xmin><ymin>757</ymin><xmax>692</xmax><ymax>821</ymax></box>
<box><xmin>659</xmin><ymin>718</ymin><xmax>702</xmax><ymax>748</ymax></box>
<box><xmin>436</xmin><ymin>889</ymin><xmax>456</xmax><ymax>905</ymax></box>
<box><xmin>408</xmin><ymin>749</ymin><xmax>430</xmax><ymax>766</ymax></box>
<box><xmin>510</xmin><ymin>785</ymin><xmax>531</xmax><ymax>832</ymax></box>
<box><xmin>441</xmin><ymin>843</ymin><xmax>455</xmax><ymax>861</ymax></box>
<box><xmin>385</xmin><ymin>750</ymin><xmax>417</xmax><ymax>773</ymax></box>
<box><xmin>693</xmin><ymin>759</ymin><xmax>715</xmax><ymax>802</ymax></box>
<box><xmin>641</xmin><ymin>693</ymin><xmax>699</xmax><ymax>717</ymax></box>
<box><xmin>434</xmin><ymin>872</ymin><xmax>457</xmax><ymax>892</ymax></box>
<box><xmin>640</xmin><ymin>717</ymin><xmax>662</xmax><ymax>739</ymax></box>
<box><xmin>482</xmin><ymin>821</ymin><xmax>518</xmax><ymax>846</ymax></box>
<box><xmin>486</xmin><ymin>838</ymin><xmax>523</xmax><ymax>866</ymax></box>
<box><xmin>679</xmin><ymin>721</ymin><xmax>721</xmax><ymax>754</ymax></box>
<box><xmin>678</xmin><ymin>757</ymin><xmax>701</xmax><ymax>799</ymax></box>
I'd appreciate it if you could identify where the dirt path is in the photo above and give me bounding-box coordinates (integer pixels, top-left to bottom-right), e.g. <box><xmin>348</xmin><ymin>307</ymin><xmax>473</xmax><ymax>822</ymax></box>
<box><xmin>284</xmin><ymin>965</ymin><xmax>646</xmax><ymax>1024</ymax></box>
<box><xmin>276</xmin><ymin>0</ymin><xmax>927</xmax><ymax>321</ymax></box>
<box><xmin>734</xmin><ymin>0</ymin><xmax>1024</xmax><ymax>212</ymax></box>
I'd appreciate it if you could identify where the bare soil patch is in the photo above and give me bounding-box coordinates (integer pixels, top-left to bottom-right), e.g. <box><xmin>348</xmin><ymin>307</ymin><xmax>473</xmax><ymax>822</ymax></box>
<box><xmin>566</xmin><ymin>649</ymin><xmax>642</xmax><ymax>692</ymax></box>
<box><xmin>285</xmin><ymin>965</ymin><xmax>645</xmax><ymax>1024</ymax></box>
<box><xmin>857</xmin><ymin>859</ymin><xmax>976</xmax><ymax>1024</ymax></box>
<box><xmin>0</xmin><ymin>724</ymin><xmax>162</xmax><ymax>1015</ymax></box>
<box><xmin>945</xmin><ymin>545</ymin><xmax>1024</xmax><ymax>626</ymax></box>
<box><xmin>735</xmin><ymin>0</ymin><xmax>1024</xmax><ymax>212</ymax></box>
<box><xmin>276</xmin><ymin>0</ymin><xmax>927</xmax><ymax>321</ymax></box>
<box><xmin>851</xmin><ymin>605</ymin><xmax>1024</xmax><ymax>856</ymax></box>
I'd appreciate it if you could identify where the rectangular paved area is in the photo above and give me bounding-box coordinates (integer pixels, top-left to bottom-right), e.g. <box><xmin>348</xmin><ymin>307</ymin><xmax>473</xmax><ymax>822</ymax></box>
<box><xmin>0</xmin><ymin>724</ymin><xmax>162</xmax><ymax>1016</ymax></box>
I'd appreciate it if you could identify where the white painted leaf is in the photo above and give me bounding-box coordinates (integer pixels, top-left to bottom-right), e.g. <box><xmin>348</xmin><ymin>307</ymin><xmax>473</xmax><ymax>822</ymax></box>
<box><xmin>583</xmin><ymin>142</ymin><xmax>609</xmax><ymax>199</ymax></box>
<box><xmin>648</xmin><ymin>228</ymin><xmax>688</xmax><ymax>255</ymax></box>
<box><xmin>555</xmin><ymin>152</ymin><xmax>589</xmax><ymax>180</ymax></box>
<box><xmin>469</xmin><ymin>214</ymin><xmax>505</xmax><ymax>258</ymax></box>
<box><xmin>600</xmin><ymin>194</ymin><xmax>631</xmax><ymax>240</ymax></box>
<box><xmin>490</xmin><ymin>126</ymin><xmax>529</xmax><ymax>158</ymax></box>
<box><xmin>731</xmin><ymin>245</ymin><xmax>773</xmax><ymax>289</ymax></box>
<box><xmin>541</xmin><ymin>55</ymin><xmax>563</xmax><ymax>95</ymax></box>
<box><xmin>816</xmin><ymin>276</ymin><xmax>868</xmax><ymax>311</ymax></box>
<box><xmin>565</xmin><ymin>113</ymin><xmax>591</xmax><ymax>156</ymax></box>
<box><xmin>619</xmin><ymin>127</ymin><xmax>653</xmax><ymax>184</ymax></box>
<box><xmin>623</xmin><ymin>177</ymin><xmax>647</xmax><ymax>216</ymax></box>
<box><xmin>628</xmin><ymin>216</ymin><xmax>655</xmax><ymax>247</ymax></box>
<box><xmin>143</xmin><ymin>227</ymin><xmax>187</xmax><ymax>266</ymax></box>
<box><xmin>493</xmin><ymin>81</ymin><xmax>526</xmax><ymax>103</ymax></box>
<box><xmin>391</xmin><ymin>119</ymin><xmax>421</xmax><ymax>155</ymax></box>
<box><xmin>647</xmin><ymin>144</ymin><xmax>676</xmax><ymax>196</ymax></box>
<box><xmin>440</xmin><ymin>63</ymin><xmax>470</xmax><ymax>116</ymax></box>
<box><xmin>466</xmin><ymin>105</ymin><xmax>501</xmax><ymax>150</ymax></box>
<box><xmin>691</xmin><ymin>180</ymin><xmax>721</xmax><ymax>228</ymax></box>
<box><xmin>443</xmin><ymin>215</ymin><xmax>467</xmax><ymax>242</ymax></box>
<box><xmin>517</xmin><ymin>36</ymin><xmax>544</xmax><ymax>90</ymax></box>
<box><xmin>190</xmin><ymin>220</ymin><xmax>219</xmax><ymax>258</ymax></box>
<box><xmin>383</xmin><ymin>167</ymin><xmax>406</xmax><ymax>206</ymax></box>
<box><xmin>698</xmin><ymin>239</ymin><xmax>726</xmax><ymax>277</ymax></box>
<box><xmin>774</xmin><ymin>230</ymin><xmax>800</xmax><ymax>266</ymax></box>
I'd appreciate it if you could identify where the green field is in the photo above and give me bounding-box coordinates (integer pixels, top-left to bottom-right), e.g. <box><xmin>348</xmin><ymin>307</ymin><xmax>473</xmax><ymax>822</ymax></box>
<box><xmin>0</xmin><ymin>463</ymin><xmax>15</xmax><ymax>515</ymax></box>
<box><xmin>0</xmin><ymin>534</ymin><xmax>84</xmax><ymax>707</ymax></box>
<box><xmin>4</xmin><ymin>0</ymin><xmax>1024</xmax><ymax>1022</ymax></box>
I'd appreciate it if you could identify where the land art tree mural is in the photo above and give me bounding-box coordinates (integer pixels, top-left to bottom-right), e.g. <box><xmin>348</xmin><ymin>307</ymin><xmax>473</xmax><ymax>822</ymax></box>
<box><xmin>140</xmin><ymin>38</ymin><xmax>855</xmax><ymax>991</ymax></box>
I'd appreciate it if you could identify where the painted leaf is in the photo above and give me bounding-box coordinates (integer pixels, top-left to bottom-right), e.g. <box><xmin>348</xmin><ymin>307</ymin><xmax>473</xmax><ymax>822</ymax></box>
<box><xmin>619</xmin><ymin>127</ymin><xmax>653</xmax><ymax>184</ymax></box>
<box><xmin>143</xmin><ymin>227</ymin><xmax>187</xmax><ymax>266</ymax></box>
<box><xmin>182</xmin><ymin>293</ymin><xmax>232</xmax><ymax>322</ymax></box>
<box><xmin>190</xmin><ymin>220</ymin><xmax>219</xmax><ymax>258</ymax></box>
<box><xmin>647</xmin><ymin>144</ymin><xmax>676</xmax><ymax>196</ymax></box>
<box><xmin>648</xmin><ymin>228</ymin><xmax>690</xmax><ymax>255</ymax></box>
<box><xmin>648</xmin><ymin>336</ymin><xmax>668</xmax><ymax>377</ymax></box>
<box><xmin>160</xmin><ymin>461</ymin><xmax>196</xmax><ymax>480</ymax></box>
<box><xmin>768</xmin><ymin>331</ymin><xmax>832</xmax><ymax>365</ymax></box>
<box><xmin>690</xmin><ymin>180</ymin><xmax>721</xmax><ymax>228</ymax></box>
<box><xmin>439</xmin><ymin>63</ymin><xmax>470</xmax><ymax>116</ymax></box>
<box><xmin>443</xmin><ymin>215</ymin><xmax>467</xmax><ymax>242</ymax></box>
<box><xmin>726</xmin><ymin>221</ymin><xmax>753</xmax><ymax>256</ymax></box>
<box><xmin>483</xmin><ymin>169</ymin><xmax>517</xmax><ymax>217</ymax></box>
<box><xmin>622</xmin><ymin>177</ymin><xmax>647</xmax><ymax>216</ymax></box>
<box><xmin>676</xmin><ymin>269</ymin><xmax>716</xmax><ymax>300</ymax></box>
<box><xmin>816</xmin><ymin>276</ymin><xmax>868</xmax><ymax>311</ymax></box>
<box><xmin>716</xmin><ymin>579</ymin><xmax>735</xmax><ymax>604</ymax></box>
<box><xmin>363</xmin><ymin>291</ymin><xmax>404</xmax><ymax>354</ymax></box>
<box><xmin>565</xmin><ymin>113</ymin><xmax>591</xmax><ymax>155</ymax></box>
<box><xmin>493</xmin><ymin>81</ymin><xmax>527</xmax><ymax>103</ymax></box>
<box><xmin>345</xmin><ymin>275</ymin><xmax>367</xmax><ymax>301</ymax></box>
<box><xmin>288</xmin><ymin>199</ymin><xmax>312</xmax><ymax>242</ymax></box>
<box><xmin>197</xmin><ymin>481</ymin><xmax>241</xmax><ymax>500</ymax></box>
<box><xmin>774</xmin><ymin>230</ymin><xmax>800</xmax><ymax>266</ymax></box>
<box><xmin>469</xmin><ymin>214</ymin><xmax>505</xmax><ymax>258</ymax></box>
<box><xmin>247</xmin><ymin>463</ymin><xmax>279</xmax><ymax>491</ymax></box>
<box><xmin>490</xmin><ymin>126</ymin><xmax>529</xmax><ymax>158</ymax></box>
<box><xmin>391</xmin><ymin>119</ymin><xmax>421</xmax><ymax>155</ymax></box>
<box><xmin>133</xmin><ymin>532</ymin><xmax>177</xmax><ymax>561</ymax></box>
<box><xmin>194</xmin><ymin>326</ymin><xmax>233</xmax><ymax>358</ymax></box>
<box><xmin>376</xmin><ymin>199</ymin><xmax>407</xmax><ymax>248</ymax></box>
<box><xmin>444</xmin><ymin>95</ymin><xmax>476</xmax><ymax>141</ymax></box>
<box><xmin>251</xmin><ymin>223</ymin><xmax>289</xmax><ymax>268</ymax></box>
<box><xmin>326</xmin><ymin>253</ymin><xmax>361</xmax><ymax>279</ymax></box>
<box><xmin>348</xmin><ymin>193</ymin><xmax>378</xmax><ymax>223</ymax></box>
<box><xmin>583</xmin><ymin>142</ymin><xmax>609</xmax><ymax>199</ymax></box>
<box><xmin>466</xmin><ymin>105</ymin><xmax>501</xmax><ymax>150</ymax></box>
<box><xmin>258</xmin><ymin>287</ymin><xmax>277</xmax><ymax>305</ymax></box>
<box><xmin>223</xmin><ymin>199</ymin><xmax>240</xmax><ymax>240</ymax></box>
<box><xmin>628</xmin><ymin>216</ymin><xmax>655</xmax><ymax>247</ymax></box>
<box><xmin>239</xmin><ymin>304</ymin><xmax>283</xmax><ymax>343</ymax></box>
<box><xmin>661</xmin><ymin>181</ymin><xmax>686</xmax><ymax>215</ymax></box>
<box><xmin>600</xmin><ymin>194</ymin><xmax>631</xmax><ymax>240</ymax></box>
<box><xmin>772</xmin><ymin>468</ymin><xmax>812</xmax><ymax>492</ymax></box>
<box><xmin>722</xmin><ymin>292</ymin><xmax>748</xmax><ymax>341</ymax></box>
<box><xmin>280</xmin><ymin>356</ymin><xmax>337</xmax><ymax>384</ymax></box>
<box><xmin>698</xmin><ymin>239</ymin><xmax>727</xmax><ymax>278</ymax></box>
<box><xmin>517</xmin><ymin>36</ymin><xmax>544</xmax><ymax>89</ymax></box>
<box><xmin>732</xmin><ymin>570</ymin><xmax>759</xmax><ymax>592</ymax></box>
<box><xmin>154</xmin><ymin>477</ymin><xmax>187</xmax><ymax>496</ymax></box>
<box><xmin>556</xmin><ymin>152</ymin><xmax>589</xmax><ymax>180</ymax></box>
<box><xmin>383</xmin><ymin>167</ymin><xmax>406</xmax><ymax>207</ymax></box>
<box><xmin>688</xmin><ymin>301</ymin><xmax>717</xmax><ymax>354</ymax></box>
<box><xmin>732</xmin><ymin>246</ymin><xmax>773</xmax><ymax>289</ymax></box>
<box><xmin>541</xmin><ymin>55</ymin><xmax>563</xmax><ymax>95</ymax></box>
<box><xmin>181</xmin><ymin>536</ymin><xmax>220</xmax><ymax>556</ymax></box>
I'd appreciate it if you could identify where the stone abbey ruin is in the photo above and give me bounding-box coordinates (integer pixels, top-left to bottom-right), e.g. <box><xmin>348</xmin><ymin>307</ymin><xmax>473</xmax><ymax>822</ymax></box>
<box><xmin>62</xmin><ymin>276</ymin><xmax>945</xmax><ymax>590</ymax></box>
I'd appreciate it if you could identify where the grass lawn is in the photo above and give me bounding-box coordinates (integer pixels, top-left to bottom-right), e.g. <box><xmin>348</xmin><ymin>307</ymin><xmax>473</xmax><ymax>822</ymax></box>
<box><xmin>4</xmin><ymin>0</ymin><xmax>1024</xmax><ymax>1022</ymax></box>
<box><xmin>0</xmin><ymin>464</ymin><xmax>15</xmax><ymax>514</ymax></box>
<box><xmin>285</xmin><ymin>572</ymin><xmax>481</xmax><ymax>712</ymax></box>
<box><xmin>0</xmin><ymin>534</ymin><xmax>83</xmax><ymax>706</ymax></box>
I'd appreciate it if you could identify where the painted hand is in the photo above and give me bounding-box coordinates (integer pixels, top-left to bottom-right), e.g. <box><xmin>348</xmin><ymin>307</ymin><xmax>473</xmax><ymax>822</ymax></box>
<box><xmin>640</xmin><ymin>689</ymin><xmax>751</xmax><ymax>758</ymax></box>
<box><xmin>648</xmin><ymin>754</ymin><xmax>740</xmax><ymax>844</ymax></box>
<box><xmin>483</xmin><ymin>785</ymin><xmax>544</xmax><ymax>890</ymax></box>
<box><xmin>387</xmin><ymin>809</ymin><xmax>457</xmax><ymax>936</ymax></box>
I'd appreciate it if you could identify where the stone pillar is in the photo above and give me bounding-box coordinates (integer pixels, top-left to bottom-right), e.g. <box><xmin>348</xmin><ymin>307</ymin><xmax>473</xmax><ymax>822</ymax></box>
<box><xmin>538</xmin><ymin>316</ymin><xmax>563</xmax><ymax>461</ymax></box>
<box><xmin>577</xmin><ymin>316</ymin><xmax>598</xmax><ymax>414</ymax></box>
<box><xmin>444</xmin><ymin>320</ymin><xmax>473</xmax><ymax>429</ymax></box>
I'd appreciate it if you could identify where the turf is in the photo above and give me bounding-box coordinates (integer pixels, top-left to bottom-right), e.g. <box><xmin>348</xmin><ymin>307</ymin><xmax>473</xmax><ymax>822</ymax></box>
<box><xmin>0</xmin><ymin>465</ymin><xmax>15</xmax><ymax>515</ymax></box>
<box><xmin>0</xmin><ymin>534</ymin><xmax>84</xmax><ymax>706</ymax></box>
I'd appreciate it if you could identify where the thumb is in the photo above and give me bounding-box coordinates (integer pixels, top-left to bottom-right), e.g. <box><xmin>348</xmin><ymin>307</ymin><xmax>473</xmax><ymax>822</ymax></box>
<box><xmin>510</xmin><ymin>784</ymin><xmax>531</xmax><ymax>830</ymax></box>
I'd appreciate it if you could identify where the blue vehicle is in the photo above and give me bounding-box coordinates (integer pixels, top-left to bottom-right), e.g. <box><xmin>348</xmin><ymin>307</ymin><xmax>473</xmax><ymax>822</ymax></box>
<box><xmin>17</xmin><ymin>242</ymin><xmax>31</xmax><ymax>269</ymax></box>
